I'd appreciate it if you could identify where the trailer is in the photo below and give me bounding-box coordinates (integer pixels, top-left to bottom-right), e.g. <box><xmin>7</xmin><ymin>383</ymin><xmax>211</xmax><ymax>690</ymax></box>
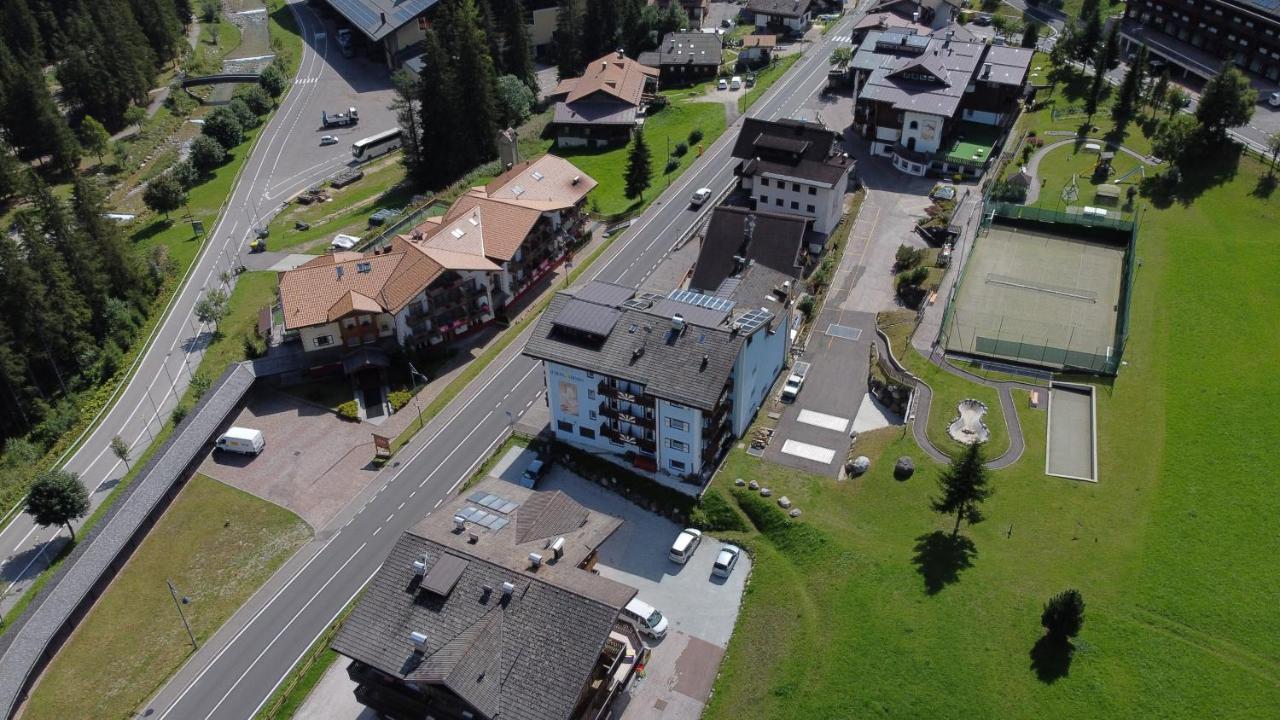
<box><xmin>322</xmin><ymin>107</ymin><xmax>359</xmax><ymax>128</ymax></box>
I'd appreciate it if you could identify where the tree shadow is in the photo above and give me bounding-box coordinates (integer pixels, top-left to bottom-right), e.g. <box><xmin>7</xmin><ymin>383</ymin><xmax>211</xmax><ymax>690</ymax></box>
<box><xmin>1029</xmin><ymin>634</ymin><xmax>1075</xmax><ymax>683</ymax></box>
<box><xmin>1141</xmin><ymin>142</ymin><xmax>1241</xmax><ymax>208</ymax></box>
<box><xmin>131</xmin><ymin>218</ymin><xmax>175</xmax><ymax>244</ymax></box>
<box><xmin>1252</xmin><ymin>172</ymin><xmax>1277</xmax><ymax>199</ymax></box>
<box><xmin>911</xmin><ymin>530</ymin><xmax>977</xmax><ymax>595</ymax></box>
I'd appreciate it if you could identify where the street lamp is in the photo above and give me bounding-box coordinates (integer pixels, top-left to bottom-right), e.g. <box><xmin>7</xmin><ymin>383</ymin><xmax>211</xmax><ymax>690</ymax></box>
<box><xmin>167</xmin><ymin>579</ymin><xmax>198</xmax><ymax>650</ymax></box>
<box><xmin>161</xmin><ymin>355</ymin><xmax>179</xmax><ymax>400</ymax></box>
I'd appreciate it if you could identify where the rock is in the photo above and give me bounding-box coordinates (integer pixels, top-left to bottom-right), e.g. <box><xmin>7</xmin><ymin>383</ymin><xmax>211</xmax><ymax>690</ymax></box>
<box><xmin>789</xmin><ymin>508</ymin><xmax>802</xmax><ymax>518</ymax></box>
<box><xmin>734</xmin><ymin>477</ymin><xmax>746</xmax><ymax>486</ymax></box>
<box><xmin>748</xmin><ymin>480</ymin><xmax>760</xmax><ymax>490</ymax></box>
<box><xmin>778</xmin><ymin>496</ymin><xmax>792</xmax><ymax>509</ymax></box>
<box><xmin>894</xmin><ymin>456</ymin><xmax>915</xmax><ymax>480</ymax></box>
<box><xmin>849</xmin><ymin>455</ymin><xmax>871</xmax><ymax>475</ymax></box>
<box><xmin>760</xmin><ymin>487</ymin><xmax>772</xmax><ymax>497</ymax></box>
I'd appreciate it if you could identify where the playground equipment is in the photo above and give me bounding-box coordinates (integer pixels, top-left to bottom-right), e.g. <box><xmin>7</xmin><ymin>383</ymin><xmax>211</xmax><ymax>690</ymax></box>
<box><xmin>1061</xmin><ymin>173</ymin><xmax>1080</xmax><ymax>204</ymax></box>
<box><xmin>1114</xmin><ymin>164</ymin><xmax>1146</xmax><ymax>184</ymax></box>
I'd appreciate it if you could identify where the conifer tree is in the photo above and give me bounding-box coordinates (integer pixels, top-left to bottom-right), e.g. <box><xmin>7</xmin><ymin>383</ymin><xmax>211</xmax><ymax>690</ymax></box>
<box><xmin>624</xmin><ymin>132</ymin><xmax>652</xmax><ymax>200</ymax></box>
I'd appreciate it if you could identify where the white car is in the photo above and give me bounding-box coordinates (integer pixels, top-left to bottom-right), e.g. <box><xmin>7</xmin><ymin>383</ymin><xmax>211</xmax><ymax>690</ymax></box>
<box><xmin>319</xmin><ymin>135</ymin><xmax>338</xmax><ymax>146</ymax></box>
<box><xmin>730</xmin><ymin>76</ymin><xmax>743</xmax><ymax>90</ymax></box>
<box><xmin>690</xmin><ymin>187</ymin><xmax>712</xmax><ymax>207</ymax></box>
<box><xmin>717</xmin><ymin>78</ymin><xmax>729</xmax><ymax>91</ymax></box>
<box><xmin>621</xmin><ymin>597</ymin><xmax>668</xmax><ymax>639</ymax></box>
<box><xmin>712</xmin><ymin>544</ymin><xmax>742</xmax><ymax>578</ymax></box>
<box><xmin>669</xmin><ymin>528</ymin><xmax>703</xmax><ymax>564</ymax></box>
<box><xmin>781</xmin><ymin>372</ymin><xmax>804</xmax><ymax>401</ymax></box>
<box><xmin>1269</xmin><ymin>91</ymin><xmax>1280</xmax><ymax>108</ymax></box>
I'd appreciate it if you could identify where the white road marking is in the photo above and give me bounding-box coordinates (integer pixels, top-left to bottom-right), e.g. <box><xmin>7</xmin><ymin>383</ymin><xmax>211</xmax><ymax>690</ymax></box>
<box><xmin>796</xmin><ymin>409</ymin><xmax>851</xmax><ymax>433</ymax></box>
<box><xmin>781</xmin><ymin>439</ymin><xmax>837</xmax><ymax>464</ymax></box>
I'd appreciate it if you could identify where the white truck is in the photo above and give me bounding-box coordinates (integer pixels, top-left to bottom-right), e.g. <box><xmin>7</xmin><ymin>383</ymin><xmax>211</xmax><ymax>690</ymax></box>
<box><xmin>322</xmin><ymin>107</ymin><xmax>359</xmax><ymax>128</ymax></box>
<box><xmin>214</xmin><ymin>427</ymin><xmax>265</xmax><ymax>455</ymax></box>
<box><xmin>781</xmin><ymin>361</ymin><xmax>810</xmax><ymax>402</ymax></box>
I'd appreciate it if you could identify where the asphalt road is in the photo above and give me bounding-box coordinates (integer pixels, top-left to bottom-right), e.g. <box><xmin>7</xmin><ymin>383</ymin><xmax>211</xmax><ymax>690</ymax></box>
<box><xmin>143</xmin><ymin>10</ymin><xmax>870</xmax><ymax>720</ymax></box>
<box><xmin>0</xmin><ymin>0</ymin><xmax>395</xmax><ymax>615</ymax></box>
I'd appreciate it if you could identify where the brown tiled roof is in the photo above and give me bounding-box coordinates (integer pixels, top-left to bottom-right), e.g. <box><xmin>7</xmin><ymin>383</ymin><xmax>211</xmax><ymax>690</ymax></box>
<box><xmin>279</xmin><ymin>246</ymin><xmax>446</xmax><ymax>330</ymax></box>
<box><xmin>560</xmin><ymin>52</ymin><xmax>658</xmax><ymax>105</ymax></box>
<box><xmin>326</xmin><ymin>290</ymin><xmax>382</xmax><ymax>322</ymax></box>
<box><xmin>742</xmin><ymin>34</ymin><xmax>777</xmax><ymax>48</ymax></box>
<box><xmin>484</xmin><ymin>155</ymin><xmax>598</xmax><ymax>211</ymax></box>
<box><xmin>436</xmin><ymin>195</ymin><xmax>543</xmax><ymax>263</ymax></box>
<box><xmin>296</xmin><ymin>251</ymin><xmax>364</xmax><ymax>269</ymax></box>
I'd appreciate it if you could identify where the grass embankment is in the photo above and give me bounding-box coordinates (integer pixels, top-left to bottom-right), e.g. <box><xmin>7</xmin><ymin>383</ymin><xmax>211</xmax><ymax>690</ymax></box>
<box><xmin>22</xmin><ymin>475</ymin><xmax>310</xmax><ymax>720</ymax></box>
<box><xmin>556</xmin><ymin>101</ymin><xmax>728</xmax><ymax>217</ymax></box>
<box><xmin>738</xmin><ymin>54</ymin><xmax>800</xmax><ymax>113</ymax></box>
<box><xmin>704</xmin><ymin>155</ymin><xmax>1280</xmax><ymax>718</ymax></box>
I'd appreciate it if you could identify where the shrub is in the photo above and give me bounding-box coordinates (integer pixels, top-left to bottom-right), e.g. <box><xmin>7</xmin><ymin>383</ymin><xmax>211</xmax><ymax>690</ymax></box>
<box><xmin>260</xmin><ymin>63</ymin><xmax>287</xmax><ymax>97</ymax></box>
<box><xmin>673</xmin><ymin>142</ymin><xmax>688</xmax><ymax>157</ymax></box>
<box><xmin>894</xmin><ymin>244</ymin><xmax>923</xmax><ymax>271</ymax></box>
<box><xmin>228</xmin><ymin>97</ymin><xmax>259</xmax><ymax>130</ymax></box>
<box><xmin>189</xmin><ymin>134</ymin><xmax>228</xmax><ymax>175</ymax></box>
<box><xmin>1021</xmin><ymin>144</ymin><xmax>1034</xmax><ymax>163</ymax></box>
<box><xmin>171</xmin><ymin>402</ymin><xmax>190</xmax><ymax>426</ymax></box>
<box><xmin>189</xmin><ymin>372</ymin><xmax>212</xmax><ymax>401</ymax></box>
<box><xmin>664</xmin><ymin>158</ymin><xmax>679</xmax><ymax>173</ymax></box>
<box><xmin>388</xmin><ymin>390</ymin><xmax>413</xmax><ymax>412</ymax></box>
<box><xmin>731</xmin><ymin>489</ymin><xmax>835</xmax><ymax>566</ymax></box>
<box><xmin>202</xmin><ymin>107</ymin><xmax>244</xmax><ymax>150</ymax></box>
<box><xmin>689</xmin><ymin>489</ymin><xmax>749</xmax><ymax>532</ymax></box>
<box><xmin>171</xmin><ymin>159</ymin><xmax>199</xmax><ymax>190</ymax></box>
<box><xmin>336</xmin><ymin>400</ymin><xmax>360</xmax><ymax>421</ymax></box>
<box><xmin>797</xmin><ymin>295</ymin><xmax>815</xmax><ymax>320</ymax></box>
<box><xmin>688</xmin><ymin>128</ymin><xmax>703</xmax><ymax>144</ymax></box>
<box><xmin>242</xmin><ymin>332</ymin><xmax>267</xmax><ymax>359</ymax></box>
<box><xmin>235</xmin><ymin>84</ymin><xmax>274</xmax><ymax>116</ymax></box>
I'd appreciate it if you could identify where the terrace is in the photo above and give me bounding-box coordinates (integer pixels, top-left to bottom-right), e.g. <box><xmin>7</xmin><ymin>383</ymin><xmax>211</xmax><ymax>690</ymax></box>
<box><xmin>936</xmin><ymin>121</ymin><xmax>1002</xmax><ymax>168</ymax></box>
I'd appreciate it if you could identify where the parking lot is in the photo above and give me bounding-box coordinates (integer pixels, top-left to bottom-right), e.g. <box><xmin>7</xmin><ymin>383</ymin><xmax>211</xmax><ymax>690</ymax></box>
<box><xmin>493</xmin><ymin>449</ymin><xmax>751</xmax><ymax>720</ymax></box>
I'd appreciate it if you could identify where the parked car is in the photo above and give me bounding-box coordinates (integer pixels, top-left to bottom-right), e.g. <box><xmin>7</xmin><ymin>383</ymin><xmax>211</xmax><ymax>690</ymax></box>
<box><xmin>717</xmin><ymin>78</ymin><xmax>729</xmax><ymax>91</ymax></box>
<box><xmin>973</xmin><ymin>14</ymin><xmax>992</xmax><ymax>26</ymax></box>
<box><xmin>780</xmin><ymin>361</ymin><xmax>809</xmax><ymax>402</ymax></box>
<box><xmin>745</xmin><ymin>73</ymin><xmax>756</xmax><ymax>87</ymax></box>
<box><xmin>215</xmin><ymin>427</ymin><xmax>265</xmax><ymax>455</ymax></box>
<box><xmin>730</xmin><ymin>75</ymin><xmax>743</xmax><ymax>90</ymax></box>
<box><xmin>621</xmin><ymin>597</ymin><xmax>668</xmax><ymax>639</ymax></box>
<box><xmin>669</xmin><ymin>528</ymin><xmax>703</xmax><ymax>564</ymax></box>
<box><xmin>319</xmin><ymin>135</ymin><xmax>339</xmax><ymax>146</ymax></box>
<box><xmin>690</xmin><ymin>187</ymin><xmax>713</xmax><ymax>207</ymax></box>
<box><xmin>1269</xmin><ymin>91</ymin><xmax>1280</xmax><ymax>108</ymax></box>
<box><xmin>520</xmin><ymin>455</ymin><xmax>548</xmax><ymax>488</ymax></box>
<box><xmin>712</xmin><ymin>544</ymin><xmax>742</xmax><ymax>578</ymax></box>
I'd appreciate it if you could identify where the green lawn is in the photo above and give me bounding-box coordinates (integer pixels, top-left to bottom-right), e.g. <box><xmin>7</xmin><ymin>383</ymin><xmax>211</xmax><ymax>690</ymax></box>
<box><xmin>1027</xmin><ymin>142</ymin><xmax>1144</xmax><ymax>215</ymax></box>
<box><xmin>555</xmin><ymin>101</ymin><xmax>727</xmax><ymax>217</ymax></box>
<box><xmin>704</xmin><ymin>154</ymin><xmax>1280</xmax><ymax>718</ymax></box>
<box><xmin>738</xmin><ymin>54</ymin><xmax>801</xmax><ymax>113</ymax></box>
<box><xmin>22</xmin><ymin>475</ymin><xmax>311</xmax><ymax>720</ymax></box>
<box><xmin>266</xmin><ymin>157</ymin><xmax>421</xmax><ymax>251</ymax></box>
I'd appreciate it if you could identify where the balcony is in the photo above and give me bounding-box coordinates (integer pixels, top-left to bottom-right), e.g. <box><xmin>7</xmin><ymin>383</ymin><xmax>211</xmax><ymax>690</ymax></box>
<box><xmin>600</xmin><ymin>424</ymin><xmax>657</xmax><ymax>455</ymax></box>
<box><xmin>599</xmin><ymin>402</ymin><xmax>656</xmax><ymax>430</ymax></box>
<box><xmin>597</xmin><ymin>382</ymin><xmax>655</xmax><ymax>408</ymax></box>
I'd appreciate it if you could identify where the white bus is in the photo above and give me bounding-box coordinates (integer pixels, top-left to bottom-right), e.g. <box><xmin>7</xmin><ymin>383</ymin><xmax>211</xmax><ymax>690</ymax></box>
<box><xmin>351</xmin><ymin>128</ymin><xmax>402</xmax><ymax>162</ymax></box>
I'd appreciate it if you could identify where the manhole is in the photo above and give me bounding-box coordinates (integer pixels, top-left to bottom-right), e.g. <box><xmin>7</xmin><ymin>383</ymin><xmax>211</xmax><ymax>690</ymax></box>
<box><xmin>825</xmin><ymin>324</ymin><xmax>862</xmax><ymax>341</ymax></box>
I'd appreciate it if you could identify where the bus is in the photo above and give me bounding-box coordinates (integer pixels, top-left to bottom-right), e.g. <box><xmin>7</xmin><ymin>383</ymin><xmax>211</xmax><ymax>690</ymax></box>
<box><xmin>351</xmin><ymin>128</ymin><xmax>402</xmax><ymax>162</ymax></box>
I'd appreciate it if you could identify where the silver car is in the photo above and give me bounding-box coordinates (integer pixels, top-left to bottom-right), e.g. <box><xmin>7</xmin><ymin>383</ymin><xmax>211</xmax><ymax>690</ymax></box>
<box><xmin>712</xmin><ymin>544</ymin><xmax>741</xmax><ymax>578</ymax></box>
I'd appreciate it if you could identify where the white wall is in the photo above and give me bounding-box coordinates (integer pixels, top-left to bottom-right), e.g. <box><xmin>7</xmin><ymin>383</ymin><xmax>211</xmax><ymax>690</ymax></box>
<box><xmin>730</xmin><ymin>316</ymin><xmax>788</xmax><ymax>435</ymax></box>
<box><xmin>751</xmin><ymin>170</ymin><xmax>848</xmax><ymax>235</ymax></box>
<box><xmin>544</xmin><ymin>362</ymin><xmax>614</xmax><ymax>454</ymax></box>
<box><xmin>300</xmin><ymin>323</ymin><xmax>341</xmax><ymax>353</ymax></box>
<box><xmin>656</xmin><ymin>400</ymin><xmax>703</xmax><ymax>477</ymax></box>
<box><xmin>899</xmin><ymin>111</ymin><xmax>945</xmax><ymax>154</ymax></box>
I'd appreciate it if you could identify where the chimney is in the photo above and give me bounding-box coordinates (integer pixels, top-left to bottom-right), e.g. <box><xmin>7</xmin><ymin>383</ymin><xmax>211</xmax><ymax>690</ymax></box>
<box><xmin>982</xmin><ymin>63</ymin><xmax>992</xmax><ymax>79</ymax></box>
<box><xmin>528</xmin><ymin>552</ymin><xmax>543</xmax><ymax>569</ymax></box>
<box><xmin>452</xmin><ymin>515</ymin><xmax>467</xmax><ymax>531</ymax></box>
<box><xmin>411</xmin><ymin>553</ymin><xmax>428</xmax><ymax>576</ymax></box>
<box><xmin>700</xmin><ymin>354</ymin><xmax>709</xmax><ymax>370</ymax></box>
<box><xmin>602</xmin><ymin>61</ymin><xmax>608</xmax><ymax>71</ymax></box>
<box><xmin>336</xmin><ymin>266</ymin><xmax>344</xmax><ymax>280</ymax></box>
<box><xmin>671</xmin><ymin>314</ymin><xmax>686</xmax><ymax>332</ymax></box>
<box><xmin>616</xmin><ymin>49</ymin><xmax>624</xmax><ymax>59</ymax></box>
<box><xmin>409</xmin><ymin>631</ymin><xmax>428</xmax><ymax>652</ymax></box>
<box><xmin>550</xmin><ymin>537</ymin><xmax>565</xmax><ymax>560</ymax></box>
<box><xmin>501</xmin><ymin>581</ymin><xmax>515</xmax><ymax>598</ymax></box>
<box><xmin>572</xmin><ymin>175</ymin><xmax>581</xmax><ymax>185</ymax></box>
<box><xmin>497</xmin><ymin>127</ymin><xmax>520</xmax><ymax>168</ymax></box>
<box><xmin>380</xmin><ymin>11</ymin><xmax>386</xmax><ymax>26</ymax></box>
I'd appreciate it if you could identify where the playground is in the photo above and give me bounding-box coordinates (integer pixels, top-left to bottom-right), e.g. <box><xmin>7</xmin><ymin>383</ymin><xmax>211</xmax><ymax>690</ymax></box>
<box><xmin>942</xmin><ymin>218</ymin><xmax>1129</xmax><ymax>372</ymax></box>
<box><xmin>1020</xmin><ymin>136</ymin><xmax>1152</xmax><ymax>215</ymax></box>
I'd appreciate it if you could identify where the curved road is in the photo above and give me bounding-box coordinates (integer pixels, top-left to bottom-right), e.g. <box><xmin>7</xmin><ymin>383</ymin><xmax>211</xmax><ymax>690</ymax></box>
<box><xmin>0</xmin><ymin>0</ymin><xmax>395</xmax><ymax>616</ymax></box>
<box><xmin>141</xmin><ymin>10</ymin><xmax>872</xmax><ymax>719</ymax></box>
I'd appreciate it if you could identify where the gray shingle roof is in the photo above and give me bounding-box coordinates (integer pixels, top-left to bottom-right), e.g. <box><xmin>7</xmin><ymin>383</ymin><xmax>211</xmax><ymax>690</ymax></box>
<box><xmin>552</xmin><ymin>101</ymin><xmax>639</xmax><ymax>126</ymax></box>
<box><xmin>331</xmin><ymin>532</ymin><xmax>624</xmax><ymax>720</ymax></box>
<box><xmin>637</xmin><ymin>32</ymin><xmax>723</xmax><ymax>68</ymax></box>
<box><xmin>691</xmin><ymin>206</ymin><xmax>806</xmax><ymax>294</ymax></box>
<box><xmin>328</xmin><ymin>0</ymin><xmax>438</xmax><ymax>42</ymax></box>
<box><xmin>746</xmin><ymin>0</ymin><xmax>813</xmax><ymax>18</ymax></box>
<box><xmin>0</xmin><ymin>364</ymin><xmax>258</xmax><ymax>718</ymax></box>
<box><xmin>523</xmin><ymin>287</ymin><xmax>752</xmax><ymax>412</ymax></box>
<box><xmin>731</xmin><ymin>118</ymin><xmax>852</xmax><ymax>186</ymax></box>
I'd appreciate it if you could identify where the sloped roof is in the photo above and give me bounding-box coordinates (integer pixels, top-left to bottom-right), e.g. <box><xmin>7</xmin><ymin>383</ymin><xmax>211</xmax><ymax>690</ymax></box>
<box><xmin>279</xmin><ymin>251</ymin><xmax>444</xmax><ymax>330</ymax></box>
<box><xmin>746</xmin><ymin>0</ymin><xmax>812</xmax><ymax>18</ymax></box>
<box><xmin>554</xmin><ymin>52</ymin><xmax>658</xmax><ymax>106</ymax></box>
<box><xmin>484</xmin><ymin>155</ymin><xmax>598</xmax><ymax>211</ymax></box>
<box><xmin>328</xmin><ymin>0</ymin><xmax>437</xmax><ymax>42</ymax></box>
<box><xmin>435</xmin><ymin>195</ymin><xmax>542</xmax><ymax>263</ymax></box>
<box><xmin>691</xmin><ymin>206</ymin><xmax>806</xmax><ymax>294</ymax></box>
<box><xmin>731</xmin><ymin>118</ymin><xmax>852</xmax><ymax>186</ymax></box>
<box><xmin>637</xmin><ymin>32</ymin><xmax>722</xmax><ymax>68</ymax></box>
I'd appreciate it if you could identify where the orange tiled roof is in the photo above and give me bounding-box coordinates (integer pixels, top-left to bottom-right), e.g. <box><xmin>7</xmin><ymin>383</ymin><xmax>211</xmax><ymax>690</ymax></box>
<box><xmin>558</xmin><ymin>52</ymin><xmax>658</xmax><ymax>106</ymax></box>
<box><xmin>483</xmin><ymin>155</ymin><xmax>599</xmax><ymax>211</ymax></box>
<box><xmin>279</xmin><ymin>249</ymin><xmax>445</xmax><ymax>330</ymax></box>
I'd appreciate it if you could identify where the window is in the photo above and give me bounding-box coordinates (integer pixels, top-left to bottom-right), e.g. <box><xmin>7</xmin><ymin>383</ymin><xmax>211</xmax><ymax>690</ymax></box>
<box><xmin>587</xmin><ymin>389</ymin><xmax>596</xmax><ymax>400</ymax></box>
<box><xmin>775</xmin><ymin>198</ymin><xmax>783</xmax><ymax>207</ymax></box>
<box><xmin>791</xmin><ymin>182</ymin><xmax>800</xmax><ymax>192</ymax></box>
<box><xmin>790</xmin><ymin>200</ymin><xmax>799</xmax><ymax>210</ymax></box>
<box><xmin>667</xmin><ymin>438</ymin><xmax>689</xmax><ymax>452</ymax></box>
<box><xmin>760</xmin><ymin>194</ymin><xmax>769</xmax><ymax>204</ymax></box>
<box><xmin>760</xmin><ymin>177</ymin><xmax>769</xmax><ymax>187</ymax></box>
<box><xmin>557</xmin><ymin>420</ymin><xmax>574</xmax><ymax>433</ymax></box>
<box><xmin>586</xmin><ymin>371</ymin><xmax>595</xmax><ymax>379</ymax></box>
<box><xmin>807</xmin><ymin>204</ymin><xmax>816</xmax><ymax>213</ymax></box>
<box><xmin>589</xmin><ymin>410</ymin><xmax>598</xmax><ymax>420</ymax></box>
<box><xmin>808</xmin><ymin>186</ymin><xmax>817</xmax><ymax>195</ymax></box>
<box><xmin>579</xmin><ymin>427</ymin><xmax>596</xmax><ymax>439</ymax></box>
<box><xmin>312</xmin><ymin>335</ymin><xmax>334</xmax><ymax>347</ymax></box>
<box><xmin>909</xmin><ymin>120</ymin><xmax>919</xmax><ymax>130</ymax></box>
<box><xmin>667</xmin><ymin>417</ymin><xmax>689</xmax><ymax>431</ymax></box>
<box><xmin>669</xmin><ymin>459</ymin><xmax>686</xmax><ymax>471</ymax></box>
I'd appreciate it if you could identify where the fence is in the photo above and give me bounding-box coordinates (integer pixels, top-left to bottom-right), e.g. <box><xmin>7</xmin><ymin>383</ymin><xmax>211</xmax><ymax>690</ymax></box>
<box><xmin>943</xmin><ymin>310</ymin><xmax>1119</xmax><ymax>374</ymax></box>
<box><xmin>983</xmin><ymin>202</ymin><xmax>1135</xmax><ymax>234</ymax></box>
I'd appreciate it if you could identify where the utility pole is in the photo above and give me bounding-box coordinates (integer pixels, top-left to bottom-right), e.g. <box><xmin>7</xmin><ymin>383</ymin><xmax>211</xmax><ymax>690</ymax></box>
<box><xmin>167</xmin><ymin>579</ymin><xmax>198</xmax><ymax>650</ymax></box>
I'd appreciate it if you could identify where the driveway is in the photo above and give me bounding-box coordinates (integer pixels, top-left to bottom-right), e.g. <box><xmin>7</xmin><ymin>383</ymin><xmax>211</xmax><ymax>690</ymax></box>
<box><xmin>199</xmin><ymin>387</ymin><xmax>383</xmax><ymax>528</ymax></box>
<box><xmin>534</xmin><ymin>464</ymin><xmax>750</xmax><ymax>720</ymax></box>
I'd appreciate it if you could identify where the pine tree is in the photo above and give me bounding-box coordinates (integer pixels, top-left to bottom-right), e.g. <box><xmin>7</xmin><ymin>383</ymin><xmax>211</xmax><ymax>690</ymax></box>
<box><xmin>583</xmin><ymin>0</ymin><xmax>621</xmax><ymax>62</ymax></box>
<box><xmin>392</xmin><ymin>69</ymin><xmax>426</xmax><ymax>184</ymax></box>
<box><xmin>554</xmin><ymin>0</ymin><xmax>585</xmax><ymax>78</ymax></box>
<box><xmin>447</xmin><ymin>0</ymin><xmax>501</xmax><ymax>168</ymax></box>
<box><xmin>619</xmin><ymin>0</ymin><xmax>649</xmax><ymax>56</ymax></box>
<box><xmin>128</xmin><ymin>0</ymin><xmax>183</xmax><ymax>63</ymax></box>
<box><xmin>1111</xmin><ymin>45</ymin><xmax>1146</xmax><ymax>129</ymax></box>
<box><xmin>0</xmin><ymin>44</ymin><xmax>81</xmax><ymax>171</ymax></box>
<box><xmin>930</xmin><ymin>443</ymin><xmax>993</xmax><ymax>536</ymax></box>
<box><xmin>1148</xmin><ymin>70</ymin><xmax>1170</xmax><ymax>117</ymax></box>
<box><xmin>413</xmin><ymin>27</ymin><xmax>463</xmax><ymax>187</ymax></box>
<box><xmin>624</xmin><ymin>131</ymin><xmax>652</xmax><ymax>200</ymax></box>
<box><xmin>71</xmin><ymin>177</ymin><xmax>145</xmax><ymax>307</ymax></box>
<box><xmin>32</xmin><ymin>179</ymin><xmax>112</xmax><ymax>337</ymax></box>
<box><xmin>496</xmin><ymin>0</ymin><xmax>536</xmax><ymax>89</ymax></box>
<box><xmin>0</xmin><ymin>144</ymin><xmax>25</xmax><ymax>203</ymax></box>
<box><xmin>0</xmin><ymin>0</ymin><xmax>45</xmax><ymax>62</ymax></box>
<box><xmin>1074</xmin><ymin>10</ymin><xmax>1101</xmax><ymax>65</ymax></box>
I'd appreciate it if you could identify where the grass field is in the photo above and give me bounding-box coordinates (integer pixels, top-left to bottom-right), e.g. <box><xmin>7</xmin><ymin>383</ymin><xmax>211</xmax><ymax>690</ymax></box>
<box><xmin>555</xmin><ymin>101</ymin><xmax>727</xmax><ymax>217</ymax></box>
<box><xmin>22</xmin><ymin>475</ymin><xmax>310</xmax><ymax>720</ymax></box>
<box><xmin>704</xmin><ymin>154</ymin><xmax>1280</xmax><ymax>718</ymax></box>
<box><xmin>738</xmin><ymin>54</ymin><xmax>800</xmax><ymax>113</ymax></box>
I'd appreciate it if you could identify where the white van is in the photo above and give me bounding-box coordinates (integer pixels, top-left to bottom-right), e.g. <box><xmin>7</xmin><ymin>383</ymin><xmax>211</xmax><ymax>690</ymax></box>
<box><xmin>621</xmin><ymin>597</ymin><xmax>669</xmax><ymax>639</ymax></box>
<box><xmin>215</xmin><ymin>427</ymin><xmax>265</xmax><ymax>456</ymax></box>
<box><xmin>669</xmin><ymin>528</ymin><xmax>702</xmax><ymax>564</ymax></box>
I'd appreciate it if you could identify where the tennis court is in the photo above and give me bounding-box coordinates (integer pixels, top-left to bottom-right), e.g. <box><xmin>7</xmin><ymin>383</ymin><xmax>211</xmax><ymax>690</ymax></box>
<box><xmin>943</xmin><ymin>223</ymin><xmax>1126</xmax><ymax>372</ymax></box>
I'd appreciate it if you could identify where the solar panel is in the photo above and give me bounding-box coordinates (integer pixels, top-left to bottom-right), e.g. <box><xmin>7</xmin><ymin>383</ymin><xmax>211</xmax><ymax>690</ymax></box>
<box><xmin>553</xmin><ymin>298</ymin><xmax>622</xmax><ymax>337</ymax></box>
<box><xmin>575</xmin><ymin>281</ymin><xmax>635</xmax><ymax>307</ymax></box>
<box><xmin>667</xmin><ymin>289</ymin><xmax>736</xmax><ymax>313</ymax></box>
<box><xmin>465</xmin><ymin>491</ymin><xmax>521</xmax><ymax>514</ymax></box>
<box><xmin>734</xmin><ymin>307</ymin><xmax>773</xmax><ymax>334</ymax></box>
<box><xmin>457</xmin><ymin>506</ymin><xmax>477</xmax><ymax>520</ymax></box>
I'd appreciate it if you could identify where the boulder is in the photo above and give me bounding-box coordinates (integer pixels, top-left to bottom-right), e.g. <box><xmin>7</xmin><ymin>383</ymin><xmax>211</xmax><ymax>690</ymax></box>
<box><xmin>789</xmin><ymin>508</ymin><xmax>802</xmax><ymax>518</ymax></box>
<box><xmin>760</xmin><ymin>487</ymin><xmax>772</xmax><ymax>497</ymax></box>
<box><xmin>734</xmin><ymin>477</ymin><xmax>746</xmax><ymax>486</ymax></box>
<box><xmin>778</xmin><ymin>496</ymin><xmax>792</xmax><ymax>509</ymax></box>
<box><xmin>748</xmin><ymin>480</ymin><xmax>760</xmax><ymax>490</ymax></box>
<box><xmin>894</xmin><ymin>456</ymin><xmax>915</xmax><ymax>480</ymax></box>
<box><xmin>849</xmin><ymin>455</ymin><xmax>871</xmax><ymax>475</ymax></box>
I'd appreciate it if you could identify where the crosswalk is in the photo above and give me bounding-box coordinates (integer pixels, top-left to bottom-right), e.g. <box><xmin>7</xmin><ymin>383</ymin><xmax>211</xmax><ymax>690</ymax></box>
<box><xmin>295</xmin><ymin>77</ymin><xmax>321</xmax><ymax>85</ymax></box>
<box><xmin>829</xmin><ymin>34</ymin><xmax>852</xmax><ymax>44</ymax></box>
